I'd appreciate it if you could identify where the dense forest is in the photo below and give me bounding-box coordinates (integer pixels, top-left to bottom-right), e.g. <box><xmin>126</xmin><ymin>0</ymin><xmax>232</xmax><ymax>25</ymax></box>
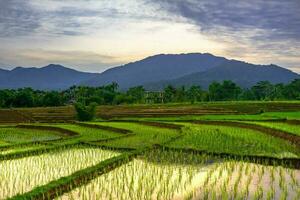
<box><xmin>0</xmin><ymin>79</ymin><xmax>299</xmax><ymax>108</ymax></box>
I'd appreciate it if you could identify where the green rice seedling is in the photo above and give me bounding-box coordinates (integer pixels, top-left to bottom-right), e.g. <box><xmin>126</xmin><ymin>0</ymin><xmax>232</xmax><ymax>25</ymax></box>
<box><xmin>246</xmin><ymin>121</ymin><xmax>300</xmax><ymax>137</ymax></box>
<box><xmin>92</xmin><ymin>122</ymin><xmax>180</xmax><ymax>148</ymax></box>
<box><xmin>191</xmin><ymin>161</ymin><xmax>299</xmax><ymax>200</ymax></box>
<box><xmin>42</xmin><ymin>124</ymin><xmax>121</xmax><ymax>141</ymax></box>
<box><xmin>0</xmin><ymin>127</ymin><xmax>62</xmax><ymax>143</ymax></box>
<box><xmin>253</xmin><ymin>186</ymin><xmax>263</xmax><ymax>200</ymax></box>
<box><xmin>167</xmin><ymin>123</ymin><xmax>300</xmax><ymax>158</ymax></box>
<box><xmin>0</xmin><ymin>144</ymin><xmax>47</xmax><ymax>155</ymax></box>
<box><xmin>57</xmin><ymin>149</ymin><xmax>216</xmax><ymax>200</ymax></box>
<box><xmin>0</xmin><ymin>147</ymin><xmax>119</xmax><ymax>199</ymax></box>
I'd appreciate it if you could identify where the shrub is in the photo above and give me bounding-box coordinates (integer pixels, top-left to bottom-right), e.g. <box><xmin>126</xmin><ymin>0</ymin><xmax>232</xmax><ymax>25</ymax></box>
<box><xmin>74</xmin><ymin>102</ymin><xmax>97</xmax><ymax>121</ymax></box>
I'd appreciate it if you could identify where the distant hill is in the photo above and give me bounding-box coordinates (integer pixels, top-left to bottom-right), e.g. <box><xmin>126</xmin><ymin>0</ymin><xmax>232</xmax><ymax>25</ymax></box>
<box><xmin>0</xmin><ymin>64</ymin><xmax>98</xmax><ymax>90</ymax></box>
<box><xmin>83</xmin><ymin>53</ymin><xmax>227</xmax><ymax>89</ymax></box>
<box><xmin>144</xmin><ymin>60</ymin><xmax>300</xmax><ymax>90</ymax></box>
<box><xmin>84</xmin><ymin>53</ymin><xmax>299</xmax><ymax>90</ymax></box>
<box><xmin>0</xmin><ymin>53</ymin><xmax>299</xmax><ymax>90</ymax></box>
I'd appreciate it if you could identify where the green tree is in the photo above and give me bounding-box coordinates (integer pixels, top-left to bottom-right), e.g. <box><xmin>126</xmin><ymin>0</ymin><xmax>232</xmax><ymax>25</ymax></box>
<box><xmin>283</xmin><ymin>79</ymin><xmax>300</xmax><ymax>99</ymax></box>
<box><xmin>43</xmin><ymin>91</ymin><xmax>63</xmax><ymax>106</ymax></box>
<box><xmin>127</xmin><ymin>86</ymin><xmax>145</xmax><ymax>103</ymax></box>
<box><xmin>221</xmin><ymin>80</ymin><xmax>241</xmax><ymax>100</ymax></box>
<box><xmin>175</xmin><ymin>86</ymin><xmax>186</xmax><ymax>102</ymax></box>
<box><xmin>251</xmin><ymin>81</ymin><xmax>274</xmax><ymax>100</ymax></box>
<box><xmin>74</xmin><ymin>102</ymin><xmax>97</xmax><ymax>121</ymax></box>
<box><xmin>239</xmin><ymin>89</ymin><xmax>255</xmax><ymax>100</ymax></box>
<box><xmin>163</xmin><ymin>85</ymin><xmax>176</xmax><ymax>103</ymax></box>
<box><xmin>13</xmin><ymin>88</ymin><xmax>34</xmax><ymax>107</ymax></box>
<box><xmin>0</xmin><ymin>89</ymin><xmax>13</xmax><ymax>107</ymax></box>
<box><xmin>209</xmin><ymin>81</ymin><xmax>222</xmax><ymax>101</ymax></box>
<box><xmin>187</xmin><ymin>85</ymin><xmax>203</xmax><ymax>103</ymax></box>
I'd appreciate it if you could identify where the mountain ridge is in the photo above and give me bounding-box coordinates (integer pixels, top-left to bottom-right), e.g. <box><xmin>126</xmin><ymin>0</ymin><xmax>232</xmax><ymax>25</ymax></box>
<box><xmin>144</xmin><ymin>59</ymin><xmax>299</xmax><ymax>90</ymax></box>
<box><xmin>0</xmin><ymin>53</ymin><xmax>299</xmax><ymax>90</ymax></box>
<box><xmin>0</xmin><ymin>64</ymin><xmax>99</xmax><ymax>90</ymax></box>
<box><xmin>83</xmin><ymin>53</ymin><xmax>228</xmax><ymax>88</ymax></box>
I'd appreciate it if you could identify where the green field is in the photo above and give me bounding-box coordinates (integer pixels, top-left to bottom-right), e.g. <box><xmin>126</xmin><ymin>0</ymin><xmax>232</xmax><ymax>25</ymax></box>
<box><xmin>0</xmin><ymin>105</ymin><xmax>300</xmax><ymax>199</ymax></box>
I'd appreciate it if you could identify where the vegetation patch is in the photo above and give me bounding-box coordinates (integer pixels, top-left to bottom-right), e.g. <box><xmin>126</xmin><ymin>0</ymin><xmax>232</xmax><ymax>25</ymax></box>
<box><xmin>16</xmin><ymin>125</ymin><xmax>78</xmax><ymax>137</ymax></box>
<box><xmin>109</xmin><ymin>120</ymin><xmax>184</xmax><ymax>130</ymax></box>
<box><xmin>192</xmin><ymin>120</ymin><xmax>300</xmax><ymax>147</ymax></box>
<box><xmin>55</xmin><ymin>149</ymin><xmax>300</xmax><ymax>200</ymax></box>
<box><xmin>157</xmin><ymin>145</ymin><xmax>300</xmax><ymax>169</ymax></box>
<box><xmin>93</xmin><ymin>122</ymin><xmax>180</xmax><ymax>149</ymax></box>
<box><xmin>245</xmin><ymin>121</ymin><xmax>300</xmax><ymax>137</ymax></box>
<box><xmin>167</xmin><ymin>124</ymin><xmax>300</xmax><ymax>159</ymax></box>
<box><xmin>0</xmin><ymin>127</ymin><xmax>62</xmax><ymax>144</ymax></box>
<box><xmin>190</xmin><ymin>160</ymin><xmax>300</xmax><ymax>199</ymax></box>
<box><xmin>0</xmin><ymin>104</ymin><xmax>299</xmax><ymax>199</ymax></box>
<box><xmin>10</xmin><ymin>148</ymin><xmax>145</xmax><ymax>200</ymax></box>
<box><xmin>1</xmin><ymin>147</ymin><xmax>119</xmax><ymax>199</ymax></box>
<box><xmin>75</xmin><ymin>122</ymin><xmax>132</xmax><ymax>134</ymax></box>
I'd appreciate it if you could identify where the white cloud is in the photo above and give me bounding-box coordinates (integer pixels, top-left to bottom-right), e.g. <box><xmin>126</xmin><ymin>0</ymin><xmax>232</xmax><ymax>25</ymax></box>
<box><xmin>0</xmin><ymin>0</ymin><xmax>299</xmax><ymax>74</ymax></box>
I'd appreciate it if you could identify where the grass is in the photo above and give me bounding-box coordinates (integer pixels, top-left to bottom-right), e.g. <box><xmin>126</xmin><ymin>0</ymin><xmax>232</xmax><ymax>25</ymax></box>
<box><xmin>88</xmin><ymin>122</ymin><xmax>180</xmax><ymax>149</ymax></box>
<box><xmin>56</xmin><ymin>149</ymin><xmax>300</xmax><ymax>200</ymax></box>
<box><xmin>0</xmin><ymin>146</ymin><xmax>119</xmax><ymax>199</ymax></box>
<box><xmin>115</xmin><ymin>114</ymin><xmax>282</xmax><ymax>122</ymax></box>
<box><xmin>38</xmin><ymin>124</ymin><xmax>122</xmax><ymax>142</ymax></box>
<box><xmin>261</xmin><ymin>111</ymin><xmax>300</xmax><ymax>120</ymax></box>
<box><xmin>0</xmin><ymin>127</ymin><xmax>62</xmax><ymax>144</ymax></box>
<box><xmin>245</xmin><ymin>121</ymin><xmax>300</xmax><ymax>137</ymax></box>
<box><xmin>190</xmin><ymin>160</ymin><xmax>300</xmax><ymax>200</ymax></box>
<box><xmin>0</xmin><ymin>105</ymin><xmax>299</xmax><ymax>199</ymax></box>
<box><xmin>167</xmin><ymin>123</ymin><xmax>300</xmax><ymax>158</ymax></box>
<box><xmin>0</xmin><ymin>144</ymin><xmax>47</xmax><ymax>155</ymax></box>
<box><xmin>57</xmin><ymin>149</ymin><xmax>215</xmax><ymax>200</ymax></box>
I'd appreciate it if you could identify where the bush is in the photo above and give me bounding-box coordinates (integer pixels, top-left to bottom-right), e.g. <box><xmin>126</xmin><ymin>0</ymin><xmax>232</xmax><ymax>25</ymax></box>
<box><xmin>74</xmin><ymin>102</ymin><xmax>97</xmax><ymax>121</ymax></box>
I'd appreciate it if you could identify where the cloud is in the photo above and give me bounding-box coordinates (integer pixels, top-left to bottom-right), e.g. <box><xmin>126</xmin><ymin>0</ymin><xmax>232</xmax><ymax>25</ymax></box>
<box><xmin>149</xmin><ymin>0</ymin><xmax>300</xmax><ymax>72</ymax></box>
<box><xmin>0</xmin><ymin>0</ymin><xmax>174</xmax><ymax>38</ymax></box>
<box><xmin>0</xmin><ymin>0</ymin><xmax>299</xmax><ymax>73</ymax></box>
<box><xmin>0</xmin><ymin>49</ymin><xmax>122</xmax><ymax>72</ymax></box>
<box><xmin>150</xmin><ymin>0</ymin><xmax>300</xmax><ymax>41</ymax></box>
<box><xmin>0</xmin><ymin>0</ymin><xmax>40</xmax><ymax>37</ymax></box>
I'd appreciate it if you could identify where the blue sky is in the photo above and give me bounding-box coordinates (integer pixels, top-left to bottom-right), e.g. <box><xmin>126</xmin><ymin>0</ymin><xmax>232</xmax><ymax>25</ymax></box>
<box><xmin>0</xmin><ymin>0</ymin><xmax>299</xmax><ymax>73</ymax></box>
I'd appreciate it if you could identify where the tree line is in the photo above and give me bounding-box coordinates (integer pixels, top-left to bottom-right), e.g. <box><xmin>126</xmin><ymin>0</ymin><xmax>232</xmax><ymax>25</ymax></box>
<box><xmin>0</xmin><ymin>79</ymin><xmax>299</xmax><ymax>108</ymax></box>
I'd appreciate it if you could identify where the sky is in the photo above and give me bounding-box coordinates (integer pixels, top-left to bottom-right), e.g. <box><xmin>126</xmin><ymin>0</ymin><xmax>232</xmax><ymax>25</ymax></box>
<box><xmin>0</xmin><ymin>0</ymin><xmax>299</xmax><ymax>73</ymax></box>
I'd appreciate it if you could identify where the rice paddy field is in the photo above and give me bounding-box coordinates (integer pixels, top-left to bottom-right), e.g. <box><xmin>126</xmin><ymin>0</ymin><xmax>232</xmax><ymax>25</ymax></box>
<box><xmin>0</xmin><ymin>103</ymin><xmax>299</xmax><ymax>200</ymax></box>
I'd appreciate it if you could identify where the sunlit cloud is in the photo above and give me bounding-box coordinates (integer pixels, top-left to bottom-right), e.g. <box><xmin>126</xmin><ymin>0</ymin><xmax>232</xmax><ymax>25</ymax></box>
<box><xmin>0</xmin><ymin>49</ymin><xmax>122</xmax><ymax>72</ymax></box>
<box><xmin>0</xmin><ymin>0</ymin><xmax>299</xmax><ymax>73</ymax></box>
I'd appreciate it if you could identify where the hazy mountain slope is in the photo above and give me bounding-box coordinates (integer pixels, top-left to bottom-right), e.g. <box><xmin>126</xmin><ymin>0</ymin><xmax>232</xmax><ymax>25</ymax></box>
<box><xmin>0</xmin><ymin>68</ymin><xmax>9</xmax><ymax>79</ymax></box>
<box><xmin>83</xmin><ymin>53</ymin><xmax>227</xmax><ymax>89</ymax></box>
<box><xmin>145</xmin><ymin>60</ymin><xmax>300</xmax><ymax>90</ymax></box>
<box><xmin>0</xmin><ymin>64</ymin><xmax>98</xmax><ymax>90</ymax></box>
<box><xmin>1</xmin><ymin>53</ymin><xmax>298</xmax><ymax>90</ymax></box>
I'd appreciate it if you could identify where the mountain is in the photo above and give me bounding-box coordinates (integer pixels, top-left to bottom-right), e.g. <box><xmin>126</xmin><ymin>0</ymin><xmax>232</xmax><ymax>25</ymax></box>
<box><xmin>0</xmin><ymin>64</ymin><xmax>98</xmax><ymax>90</ymax></box>
<box><xmin>83</xmin><ymin>53</ymin><xmax>227</xmax><ymax>89</ymax></box>
<box><xmin>1</xmin><ymin>53</ymin><xmax>299</xmax><ymax>90</ymax></box>
<box><xmin>144</xmin><ymin>60</ymin><xmax>300</xmax><ymax>90</ymax></box>
<box><xmin>84</xmin><ymin>53</ymin><xmax>299</xmax><ymax>90</ymax></box>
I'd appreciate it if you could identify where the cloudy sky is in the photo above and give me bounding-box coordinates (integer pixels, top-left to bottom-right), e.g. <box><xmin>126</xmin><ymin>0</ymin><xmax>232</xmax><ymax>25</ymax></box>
<box><xmin>0</xmin><ymin>0</ymin><xmax>299</xmax><ymax>73</ymax></box>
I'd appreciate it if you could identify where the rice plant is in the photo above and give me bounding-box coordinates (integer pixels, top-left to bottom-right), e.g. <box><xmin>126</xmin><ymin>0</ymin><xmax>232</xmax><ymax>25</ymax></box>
<box><xmin>168</xmin><ymin>123</ymin><xmax>300</xmax><ymax>158</ymax></box>
<box><xmin>0</xmin><ymin>127</ymin><xmax>62</xmax><ymax>143</ymax></box>
<box><xmin>57</xmin><ymin>150</ymin><xmax>300</xmax><ymax>200</ymax></box>
<box><xmin>0</xmin><ymin>147</ymin><xmax>119</xmax><ymax>199</ymax></box>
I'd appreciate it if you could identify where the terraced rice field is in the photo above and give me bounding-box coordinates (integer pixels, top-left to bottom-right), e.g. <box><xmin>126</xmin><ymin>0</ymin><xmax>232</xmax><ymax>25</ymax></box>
<box><xmin>0</xmin><ymin>147</ymin><xmax>119</xmax><ymax>199</ymax></box>
<box><xmin>88</xmin><ymin>122</ymin><xmax>180</xmax><ymax>149</ymax></box>
<box><xmin>0</xmin><ymin>127</ymin><xmax>62</xmax><ymax>143</ymax></box>
<box><xmin>167</xmin><ymin>124</ymin><xmax>300</xmax><ymax>158</ymax></box>
<box><xmin>245</xmin><ymin>122</ymin><xmax>300</xmax><ymax>137</ymax></box>
<box><xmin>58</xmin><ymin>150</ymin><xmax>300</xmax><ymax>200</ymax></box>
<box><xmin>0</xmin><ymin>108</ymin><xmax>299</xmax><ymax>199</ymax></box>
